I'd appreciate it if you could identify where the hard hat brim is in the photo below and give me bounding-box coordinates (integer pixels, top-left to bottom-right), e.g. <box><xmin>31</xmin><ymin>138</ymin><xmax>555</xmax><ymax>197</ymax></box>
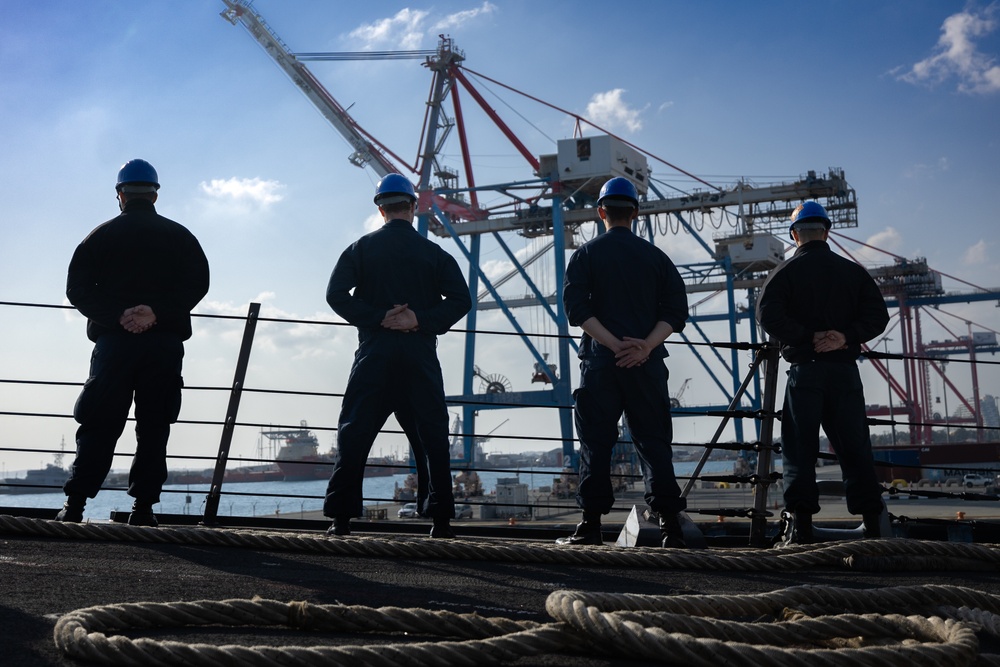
<box><xmin>118</xmin><ymin>184</ymin><xmax>159</xmax><ymax>193</ymax></box>
<box><xmin>599</xmin><ymin>197</ymin><xmax>637</xmax><ymax>208</ymax></box>
<box><xmin>376</xmin><ymin>194</ymin><xmax>415</xmax><ymax>206</ymax></box>
<box><xmin>790</xmin><ymin>220</ymin><xmax>829</xmax><ymax>231</ymax></box>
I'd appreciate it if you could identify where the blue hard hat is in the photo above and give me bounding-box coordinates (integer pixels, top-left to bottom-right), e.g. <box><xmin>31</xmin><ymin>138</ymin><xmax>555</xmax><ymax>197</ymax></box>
<box><xmin>373</xmin><ymin>173</ymin><xmax>416</xmax><ymax>205</ymax></box>
<box><xmin>597</xmin><ymin>177</ymin><xmax>639</xmax><ymax>208</ymax></box>
<box><xmin>116</xmin><ymin>159</ymin><xmax>159</xmax><ymax>191</ymax></box>
<box><xmin>789</xmin><ymin>201</ymin><xmax>831</xmax><ymax>230</ymax></box>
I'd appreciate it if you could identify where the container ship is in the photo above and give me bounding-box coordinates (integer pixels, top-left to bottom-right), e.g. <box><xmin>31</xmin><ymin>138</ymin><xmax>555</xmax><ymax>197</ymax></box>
<box><xmin>0</xmin><ymin>441</ymin><xmax>70</xmax><ymax>494</ymax></box>
<box><xmin>267</xmin><ymin>422</ymin><xmax>398</xmax><ymax>481</ymax></box>
<box><xmin>0</xmin><ymin>460</ymin><xmax>69</xmax><ymax>494</ymax></box>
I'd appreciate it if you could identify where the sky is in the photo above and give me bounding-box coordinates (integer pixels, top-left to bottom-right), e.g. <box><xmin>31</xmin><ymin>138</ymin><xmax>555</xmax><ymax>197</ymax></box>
<box><xmin>1</xmin><ymin>0</ymin><xmax>998</xmax><ymax>475</ymax></box>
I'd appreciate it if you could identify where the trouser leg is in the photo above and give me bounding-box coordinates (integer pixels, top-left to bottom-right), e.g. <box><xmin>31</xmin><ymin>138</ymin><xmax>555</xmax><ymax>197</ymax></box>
<box><xmin>780</xmin><ymin>364</ymin><xmax>823</xmax><ymax>516</ymax></box>
<box><xmin>822</xmin><ymin>364</ymin><xmax>884</xmax><ymax>516</ymax></box>
<box><xmin>130</xmin><ymin>334</ymin><xmax>184</xmax><ymax>504</ymax></box>
<box><xmin>395</xmin><ymin>404</ymin><xmax>429</xmax><ymax>514</ymax></box>
<box><xmin>65</xmin><ymin>336</ymin><xmax>134</xmax><ymax>499</ymax></box>
<box><xmin>324</xmin><ymin>344</ymin><xmax>392</xmax><ymax>519</ymax></box>
<box><xmin>404</xmin><ymin>344</ymin><xmax>454</xmax><ymax>521</ymax></box>
<box><xmin>623</xmin><ymin>362</ymin><xmax>685</xmax><ymax>515</ymax></box>
<box><xmin>573</xmin><ymin>360</ymin><xmax>621</xmax><ymax>516</ymax></box>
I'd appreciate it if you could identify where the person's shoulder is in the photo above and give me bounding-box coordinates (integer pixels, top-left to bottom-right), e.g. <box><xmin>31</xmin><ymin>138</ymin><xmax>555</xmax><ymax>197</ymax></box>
<box><xmin>153</xmin><ymin>213</ymin><xmax>201</xmax><ymax>239</ymax></box>
<box><xmin>91</xmin><ymin>215</ymin><xmax>121</xmax><ymax>233</ymax></box>
<box><xmin>154</xmin><ymin>212</ymin><xmax>188</xmax><ymax>229</ymax></box>
<box><xmin>80</xmin><ymin>213</ymin><xmax>128</xmax><ymax>241</ymax></box>
<box><xmin>625</xmin><ymin>232</ymin><xmax>671</xmax><ymax>261</ymax></box>
<box><xmin>570</xmin><ymin>234</ymin><xmax>604</xmax><ymax>259</ymax></box>
<box><xmin>822</xmin><ymin>247</ymin><xmax>865</xmax><ymax>272</ymax></box>
<box><xmin>579</xmin><ymin>228</ymin><xmax>626</xmax><ymax>249</ymax></box>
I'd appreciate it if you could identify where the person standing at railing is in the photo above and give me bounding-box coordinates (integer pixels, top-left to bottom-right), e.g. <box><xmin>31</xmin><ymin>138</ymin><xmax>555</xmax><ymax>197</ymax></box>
<box><xmin>57</xmin><ymin>159</ymin><xmax>210</xmax><ymax>526</ymax></box>
<box><xmin>559</xmin><ymin>177</ymin><xmax>691</xmax><ymax>548</ymax></box>
<box><xmin>323</xmin><ymin>174</ymin><xmax>471</xmax><ymax>538</ymax></box>
<box><xmin>756</xmin><ymin>201</ymin><xmax>889</xmax><ymax>544</ymax></box>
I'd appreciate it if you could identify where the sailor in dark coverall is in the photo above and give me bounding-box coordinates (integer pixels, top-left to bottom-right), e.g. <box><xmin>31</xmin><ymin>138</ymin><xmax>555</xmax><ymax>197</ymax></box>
<box><xmin>757</xmin><ymin>201</ymin><xmax>889</xmax><ymax>543</ymax></box>
<box><xmin>558</xmin><ymin>177</ymin><xmax>690</xmax><ymax>548</ymax></box>
<box><xmin>323</xmin><ymin>174</ymin><xmax>471</xmax><ymax>538</ymax></box>
<box><xmin>58</xmin><ymin>159</ymin><xmax>210</xmax><ymax>527</ymax></box>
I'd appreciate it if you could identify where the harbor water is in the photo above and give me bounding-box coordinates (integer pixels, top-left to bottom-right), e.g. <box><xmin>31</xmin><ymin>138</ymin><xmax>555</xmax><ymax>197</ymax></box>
<box><xmin>0</xmin><ymin>460</ymin><xmax>739</xmax><ymax>522</ymax></box>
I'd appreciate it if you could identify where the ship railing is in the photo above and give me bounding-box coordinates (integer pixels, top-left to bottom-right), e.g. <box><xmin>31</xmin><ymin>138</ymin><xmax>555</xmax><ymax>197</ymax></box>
<box><xmin>1</xmin><ymin>299</ymin><xmax>998</xmax><ymax>545</ymax></box>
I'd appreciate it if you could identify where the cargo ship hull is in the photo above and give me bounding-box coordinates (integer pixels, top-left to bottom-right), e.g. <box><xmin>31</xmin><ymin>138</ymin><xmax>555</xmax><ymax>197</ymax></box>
<box><xmin>276</xmin><ymin>456</ymin><xmax>397</xmax><ymax>481</ymax></box>
<box><xmin>873</xmin><ymin>441</ymin><xmax>1000</xmax><ymax>482</ymax></box>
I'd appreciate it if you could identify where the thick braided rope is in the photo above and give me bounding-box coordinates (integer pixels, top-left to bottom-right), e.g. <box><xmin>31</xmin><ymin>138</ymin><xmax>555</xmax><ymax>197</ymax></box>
<box><xmin>2</xmin><ymin>515</ymin><xmax>999</xmax><ymax>571</ymax></box>
<box><xmin>53</xmin><ymin>598</ymin><xmax>578</xmax><ymax>667</ymax></box>
<box><xmin>546</xmin><ymin>585</ymin><xmax>1000</xmax><ymax>666</ymax></box>
<box><xmin>939</xmin><ymin>606</ymin><xmax>1000</xmax><ymax>641</ymax></box>
<box><xmin>547</xmin><ymin>584</ymin><xmax>1000</xmax><ymax>618</ymax></box>
<box><xmin>54</xmin><ymin>586</ymin><xmax>1000</xmax><ymax>667</ymax></box>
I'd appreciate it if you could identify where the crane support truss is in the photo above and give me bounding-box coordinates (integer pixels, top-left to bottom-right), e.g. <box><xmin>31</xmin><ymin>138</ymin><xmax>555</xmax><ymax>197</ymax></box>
<box><xmin>427</xmin><ymin>169</ymin><xmax>856</xmax><ymax>237</ymax></box>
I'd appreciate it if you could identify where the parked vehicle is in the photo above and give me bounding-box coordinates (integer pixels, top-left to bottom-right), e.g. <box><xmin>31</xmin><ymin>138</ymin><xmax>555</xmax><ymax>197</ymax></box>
<box><xmin>399</xmin><ymin>503</ymin><xmax>473</xmax><ymax>519</ymax></box>
<box><xmin>963</xmin><ymin>473</ymin><xmax>995</xmax><ymax>488</ymax></box>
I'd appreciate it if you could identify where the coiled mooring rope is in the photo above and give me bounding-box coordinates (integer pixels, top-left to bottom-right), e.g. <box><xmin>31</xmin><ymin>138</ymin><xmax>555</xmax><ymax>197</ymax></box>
<box><xmin>4</xmin><ymin>516</ymin><xmax>998</xmax><ymax>664</ymax></box>
<box><xmin>53</xmin><ymin>586</ymin><xmax>1000</xmax><ymax>666</ymax></box>
<box><xmin>53</xmin><ymin>598</ymin><xmax>571</xmax><ymax>667</ymax></box>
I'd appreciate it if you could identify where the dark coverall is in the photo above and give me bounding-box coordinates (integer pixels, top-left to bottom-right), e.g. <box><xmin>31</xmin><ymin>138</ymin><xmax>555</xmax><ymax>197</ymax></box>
<box><xmin>323</xmin><ymin>219</ymin><xmax>471</xmax><ymax>521</ymax></box>
<box><xmin>756</xmin><ymin>239</ymin><xmax>889</xmax><ymax>517</ymax></box>
<box><xmin>563</xmin><ymin>226</ymin><xmax>690</xmax><ymax>518</ymax></box>
<box><xmin>65</xmin><ymin>198</ymin><xmax>210</xmax><ymax>504</ymax></box>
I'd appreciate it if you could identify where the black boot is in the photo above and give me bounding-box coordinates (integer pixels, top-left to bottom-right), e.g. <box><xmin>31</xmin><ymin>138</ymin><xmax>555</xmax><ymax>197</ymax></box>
<box><xmin>326</xmin><ymin>516</ymin><xmax>351</xmax><ymax>536</ymax></box>
<box><xmin>792</xmin><ymin>512</ymin><xmax>814</xmax><ymax>544</ymax></box>
<box><xmin>127</xmin><ymin>501</ymin><xmax>158</xmax><ymax>527</ymax></box>
<box><xmin>556</xmin><ymin>518</ymin><xmax>602</xmax><ymax>546</ymax></box>
<box><xmin>430</xmin><ymin>518</ymin><xmax>456</xmax><ymax>539</ymax></box>
<box><xmin>862</xmin><ymin>511</ymin><xmax>883</xmax><ymax>538</ymax></box>
<box><xmin>55</xmin><ymin>495</ymin><xmax>86</xmax><ymax>523</ymax></box>
<box><xmin>659</xmin><ymin>512</ymin><xmax>687</xmax><ymax>549</ymax></box>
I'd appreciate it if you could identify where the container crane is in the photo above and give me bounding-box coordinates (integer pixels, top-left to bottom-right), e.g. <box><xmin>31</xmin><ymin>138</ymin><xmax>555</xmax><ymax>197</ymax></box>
<box><xmin>218</xmin><ymin>1</ymin><xmax>880</xmax><ymax>466</ymax></box>
<box><xmin>867</xmin><ymin>256</ymin><xmax>1000</xmax><ymax>446</ymax></box>
<box><xmin>219</xmin><ymin>0</ymin><xmax>573</xmax><ymax>465</ymax></box>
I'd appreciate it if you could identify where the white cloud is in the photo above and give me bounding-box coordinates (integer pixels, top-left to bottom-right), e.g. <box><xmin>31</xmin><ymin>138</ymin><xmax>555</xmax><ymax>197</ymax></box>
<box><xmin>349</xmin><ymin>8</ymin><xmax>429</xmax><ymax>50</ymax></box>
<box><xmin>853</xmin><ymin>226</ymin><xmax>903</xmax><ymax>266</ymax></box>
<box><xmin>657</xmin><ymin>101</ymin><xmax>675</xmax><ymax>113</ymax></box>
<box><xmin>866</xmin><ymin>226</ymin><xmax>903</xmax><ymax>253</ymax></box>
<box><xmin>199</xmin><ymin>177</ymin><xmax>285</xmax><ymax>207</ymax></box>
<box><xmin>964</xmin><ymin>239</ymin><xmax>988</xmax><ymax>264</ymax></box>
<box><xmin>585</xmin><ymin>89</ymin><xmax>645</xmax><ymax>133</ymax></box>
<box><xmin>481</xmin><ymin>258</ymin><xmax>514</xmax><ymax>284</ymax></box>
<box><xmin>433</xmin><ymin>2</ymin><xmax>498</xmax><ymax>31</ymax></box>
<box><xmin>197</xmin><ymin>294</ymin><xmax>345</xmax><ymax>362</ymax></box>
<box><xmin>897</xmin><ymin>5</ymin><xmax>1000</xmax><ymax>94</ymax></box>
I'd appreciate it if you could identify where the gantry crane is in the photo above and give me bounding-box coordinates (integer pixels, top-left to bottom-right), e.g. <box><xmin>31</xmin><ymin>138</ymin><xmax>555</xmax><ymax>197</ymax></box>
<box><xmin>863</xmin><ymin>257</ymin><xmax>1000</xmax><ymax>445</ymax></box>
<box><xmin>222</xmin><ymin>1</ymin><xmax>926</xmax><ymax>467</ymax></box>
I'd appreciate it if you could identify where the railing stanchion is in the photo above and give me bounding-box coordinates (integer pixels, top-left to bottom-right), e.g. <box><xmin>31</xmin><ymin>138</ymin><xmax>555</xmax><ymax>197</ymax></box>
<box><xmin>749</xmin><ymin>341</ymin><xmax>781</xmax><ymax>547</ymax></box>
<box><xmin>201</xmin><ymin>302</ymin><xmax>260</xmax><ymax>525</ymax></box>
